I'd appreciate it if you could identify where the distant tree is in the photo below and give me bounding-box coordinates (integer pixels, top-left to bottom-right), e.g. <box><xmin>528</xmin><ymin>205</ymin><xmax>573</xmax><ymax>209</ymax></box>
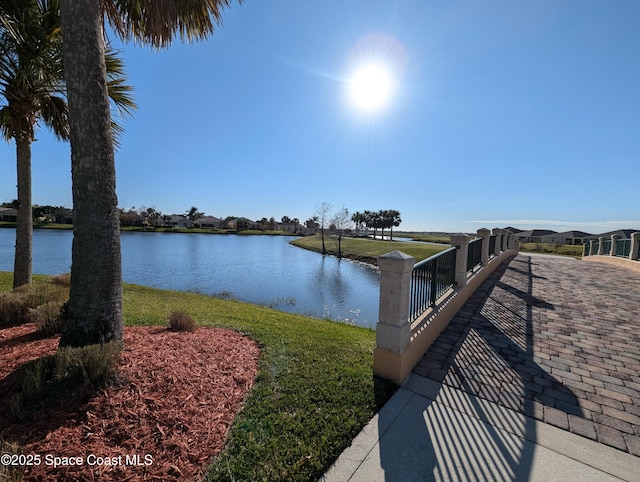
<box><xmin>370</xmin><ymin>211</ymin><xmax>382</xmax><ymax>239</ymax></box>
<box><xmin>351</xmin><ymin>211</ymin><xmax>366</xmax><ymax>234</ymax></box>
<box><xmin>281</xmin><ymin>215</ymin><xmax>291</xmax><ymax>224</ymax></box>
<box><xmin>268</xmin><ymin>216</ymin><xmax>276</xmax><ymax>230</ymax></box>
<box><xmin>387</xmin><ymin>209</ymin><xmax>402</xmax><ymax>240</ymax></box>
<box><xmin>305</xmin><ymin>216</ymin><xmax>318</xmax><ymax>231</ymax></box>
<box><xmin>142</xmin><ymin>207</ymin><xmax>162</xmax><ymax>227</ymax></box>
<box><xmin>258</xmin><ymin>217</ymin><xmax>268</xmax><ymax>231</ymax></box>
<box><xmin>186</xmin><ymin>206</ymin><xmax>203</xmax><ymax>222</ymax></box>
<box><xmin>330</xmin><ymin>206</ymin><xmax>352</xmax><ymax>258</ymax></box>
<box><xmin>314</xmin><ymin>202</ymin><xmax>333</xmax><ymax>254</ymax></box>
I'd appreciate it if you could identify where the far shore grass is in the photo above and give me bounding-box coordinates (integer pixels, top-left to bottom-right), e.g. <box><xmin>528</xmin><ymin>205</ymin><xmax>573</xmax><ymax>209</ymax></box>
<box><xmin>0</xmin><ymin>272</ymin><xmax>396</xmax><ymax>481</ymax></box>
<box><xmin>291</xmin><ymin>234</ymin><xmax>449</xmax><ymax>265</ymax></box>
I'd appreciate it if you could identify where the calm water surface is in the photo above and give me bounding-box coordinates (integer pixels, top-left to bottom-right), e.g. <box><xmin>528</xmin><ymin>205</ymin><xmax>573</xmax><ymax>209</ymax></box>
<box><xmin>0</xmin><ymin>229</ymin><xmax>380</xmax><ymax>327</ymax></box>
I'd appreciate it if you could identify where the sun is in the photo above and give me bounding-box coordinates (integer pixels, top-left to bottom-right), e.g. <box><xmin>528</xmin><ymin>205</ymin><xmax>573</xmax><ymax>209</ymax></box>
<box><xmin>347</xmin><ymin>62</ymin><xmax>395</xmax><ymax>112</ymax></box>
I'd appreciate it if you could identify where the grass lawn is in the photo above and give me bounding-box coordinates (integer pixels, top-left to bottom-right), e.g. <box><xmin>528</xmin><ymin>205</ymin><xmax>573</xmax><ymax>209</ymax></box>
<box><xmin>291</xmin><ymin>234</ymin><xmax>448</xmax><ymax>265</ymax></box>
<box><xmin>519</xmin><ymin>242</ymin><xmax>584</xmax><ymax>259</ymax></box>
<box><xmin>0</xmin><ymin>272</ymin><xmax>396</xmax><ymax>481</ymax></box>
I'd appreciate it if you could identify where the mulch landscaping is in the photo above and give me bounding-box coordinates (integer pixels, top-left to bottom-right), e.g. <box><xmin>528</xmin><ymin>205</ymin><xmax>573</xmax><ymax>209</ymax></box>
<box><xmin>0</xmin><ymin>323</ymin><xmax>260</xmax><ymax>481</ymax></box>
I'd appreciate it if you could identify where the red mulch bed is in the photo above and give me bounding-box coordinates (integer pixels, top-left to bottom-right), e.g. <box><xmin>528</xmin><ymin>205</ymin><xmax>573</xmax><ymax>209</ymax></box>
<box><xmin>0</xmin><ymin>323</ymin><xmax>259</xmax><ymax>481</ymax></box>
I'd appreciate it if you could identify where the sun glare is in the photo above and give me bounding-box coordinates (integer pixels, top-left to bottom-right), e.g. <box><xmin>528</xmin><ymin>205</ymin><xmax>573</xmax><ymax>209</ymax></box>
<box><xmin>343</xmin><ymin>34</ymin><xmax>406</xmax><ymax>117</ymax></box>
<box><xmin>347</xmin><ymin>63</ymin><xmax>395</xmax><ymax>112</ymax></box>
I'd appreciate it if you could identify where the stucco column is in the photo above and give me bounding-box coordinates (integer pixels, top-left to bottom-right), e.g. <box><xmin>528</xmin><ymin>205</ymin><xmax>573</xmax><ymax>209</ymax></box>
<box><xmin>630</xmin><ymin>233</ymin><xmax>640</xmax><ymax>260</ymax></box>
<box><xmin>493</xmin><ymin>228</ymin><xmax>502</xmax><ymax>256</ymax></box>
<box><xmin>589</xmin><ymin>240</ymin><xmax>596</xmax><ymax>256</ymax></box>
<box><xmin>477</xmin><ymin>228</ymin><xmax>491</xmax><ymax>266</ymax></box>
<box><xmin>611</xmin><ymin>234</ymin><xmax>619</xmax><ymax>257</ymax></box>
<box><xmin>451</xmin><ymin>234</ymin><xmax>470</xmax><ymax>288</ymax></box>
<box><xmin>376</xmin><ymin>250</ymin><xmax>415</xmax><ymax>354</ymax></box>
<box><xmin>598</xmin><ymin>237</ymin><xmax>605</xmax><ymax>255</ymax></box>
<box><xmin>506</xmin><ymin>232</ymin><xmax>513</xmax><ymax>250</ymax></box>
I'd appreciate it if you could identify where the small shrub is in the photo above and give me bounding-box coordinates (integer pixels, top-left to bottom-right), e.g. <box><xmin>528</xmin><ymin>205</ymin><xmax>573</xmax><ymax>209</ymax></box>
<box><xmin>168</xmin><ymin>311</ymin><xmax>196</xmax><ymax>333</ymax></box>
<box><xmin>50</xmin><ymin>272</ymin><xmax>71</xmax><ymax>287</ymax></box>
<box><xmin>28</xmin><ymin>300</ymin><xmax>66</xmax><ymax>336</ymax></box>
<box><xmin>9</xmin><ymin>343</ymin><xmax>122</xmax><ymax>419</ymax></box>
<box><xmin>0</xmin><ymin>281</ymin><xmax>68</xmax><ymax>327</ymax></box>
<box><xmin>0</xmin><ymin>438</ymin><xmax>24</xmax><ymax>481</ymax></box>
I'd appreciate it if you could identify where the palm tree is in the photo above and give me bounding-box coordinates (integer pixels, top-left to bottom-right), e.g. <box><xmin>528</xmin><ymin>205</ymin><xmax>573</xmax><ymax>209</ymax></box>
<box><xmin>57</xmin><ymin>0</ymin><xmax>236</xmax><ymax>347</ymax></box>
<box><xmin>388</xmin><ymin>209</ymin><xmax>401</xmax><ymax>241</ymax></box>
<box><xmin>0</xmin><ymin>0</ymin><xmax>67</xmax><ymax>288</ymax></box>
<box><xmin>0</xmin><ymin>0</ymin><xmax>135</xmax><ymax>289</ymax></box>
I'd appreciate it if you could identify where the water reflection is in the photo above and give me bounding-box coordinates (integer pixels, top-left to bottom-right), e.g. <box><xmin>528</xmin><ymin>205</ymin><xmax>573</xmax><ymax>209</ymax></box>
<box><xmin>0</xmin><ymin>229</ymin><xmax>380</xmax><ymax>328</ymax></box>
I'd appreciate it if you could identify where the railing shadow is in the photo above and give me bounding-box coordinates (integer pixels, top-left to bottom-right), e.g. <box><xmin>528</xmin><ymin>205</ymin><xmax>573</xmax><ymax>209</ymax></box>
<box><xmin>377</xmin><ymin>255</ymin><xmax>583</xmax><ymax>481</ymax></box>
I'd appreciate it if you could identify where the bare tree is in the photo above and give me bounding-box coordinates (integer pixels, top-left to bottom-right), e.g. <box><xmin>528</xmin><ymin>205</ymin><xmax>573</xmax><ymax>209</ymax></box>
<box><xmin>330</xmin><ymin>206</ymin><xmax>352</xmax><ymax>258</ymax></box>
<box><xmin>314</xmin><ymin>202</ymin><xmax>333</xmax><ymax>254</ymax></box>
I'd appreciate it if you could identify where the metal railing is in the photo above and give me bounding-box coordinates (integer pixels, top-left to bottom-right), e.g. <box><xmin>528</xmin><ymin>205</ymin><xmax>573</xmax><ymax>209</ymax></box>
<box><xmin>616</xmin><ymin>239</ymin><xmax>631</xmax><ymax>258</ymax></box>
<box><xmin>602</xmin><ymin>240</ymin><xmax>612</xmax><ymax>255</ymax></box>
<box><xmin>489</xmin><ymin>235</ymin><xmax>496</xmax><ymax>257</ymax></box>
<box><xmin>409</xmin><ymin>247</ymin><xmax>456</xmax><ymax>322</ymax></box>
<box><xmin>467</xmin><ymin>237</ymin><xmax>483</xmax><ymax>272</ymax></box>
<box><xmin>592</xmin><ymin>241</ymin><xmax>599</xmax><ymax>255</ymax></box>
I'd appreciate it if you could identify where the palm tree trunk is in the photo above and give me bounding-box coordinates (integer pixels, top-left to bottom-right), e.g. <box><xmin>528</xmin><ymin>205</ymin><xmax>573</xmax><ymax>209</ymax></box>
<box><xmin>59</xmin><ymin>0</ymin><xmax>123</xmax><ymax>347</ymax></box>
<box><xmin>13</xmin><ymin>138</ymin><xmax>32</xmax><ymax>288</ymax></box>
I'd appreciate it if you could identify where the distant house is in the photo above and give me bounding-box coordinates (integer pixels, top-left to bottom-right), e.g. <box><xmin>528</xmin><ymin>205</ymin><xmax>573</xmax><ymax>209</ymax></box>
<box><xmin>0</xmin><ymin>207</ymin><xmax>17</xmax><ymax>222</ymax></box>
<box><xmin>540</xmin><ymin>231</ymin><xmax>596</xmax><ymax>245</ymax></box>
<box><xmin>514</xmin><ymin>230</ymin><xmax>557</xmax><ymax>244</ymax></box>
<box><xmin>276</xmin><ymin>221</ymin><xmax>302</xmax><ymax>233</ymax></box>
<box><xmin>167</xmin><ymin>215</ymin><xmax>193</xmax><ymax>228</ymax></box>
<box><xmin>194</xmin><ymin>216</ymin><xmax>221</xmax><ymax>228</ymax></box>
<box><xmin>226</xmin><ymin>217</ymin><xmax>258</xmax><ymax>231</ymax></box>
<box><xmin>596</xmin><ymin>229</ymin><xmax>639</xmax><ymax>240</ymax></box>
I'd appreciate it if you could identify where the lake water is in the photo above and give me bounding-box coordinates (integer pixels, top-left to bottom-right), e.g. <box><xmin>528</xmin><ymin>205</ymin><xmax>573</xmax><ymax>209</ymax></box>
<box><xmin>0</xmin><ymin>229</ymin><xmax>380</xmax><ymax>328</ymax></box>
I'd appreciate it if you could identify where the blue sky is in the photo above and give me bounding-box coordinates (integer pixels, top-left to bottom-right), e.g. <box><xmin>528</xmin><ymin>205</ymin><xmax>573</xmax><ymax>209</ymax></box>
<box><xmin>1</xmin><ymin>0</ymin><xmax>639</xmax><ymax>233</ymax></box>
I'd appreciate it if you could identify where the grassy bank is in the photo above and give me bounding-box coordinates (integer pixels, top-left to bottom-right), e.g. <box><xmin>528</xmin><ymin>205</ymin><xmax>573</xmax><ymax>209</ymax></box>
<box><xmin>291</xmin><ymin>234</ymin><xmax>448</xmax><ymax>265</ymax></box>
<box><xmin>0</xmin><ymin>272</ymin><xmax>395</xmax><ymax>481</ymax></box>
<box><xmin>519</xmin><ymin>242</ymin><xmax>583</xmax><ymax>259</ymax></box>
<box><xmin>396</xmin><ymin>232</ymin><xmax>452</xmax><ymax>244</ymax></box>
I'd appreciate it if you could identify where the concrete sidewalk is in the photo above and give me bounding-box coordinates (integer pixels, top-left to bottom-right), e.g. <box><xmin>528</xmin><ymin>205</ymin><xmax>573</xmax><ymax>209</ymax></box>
<box><xmin>322</xmin><ymin>374</ymin><xmax>640</xmax><ymax>481</ymax></box>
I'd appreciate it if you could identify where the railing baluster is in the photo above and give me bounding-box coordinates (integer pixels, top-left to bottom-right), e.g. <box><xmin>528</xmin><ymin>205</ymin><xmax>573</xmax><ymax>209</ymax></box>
<box><xmin>409</xmin><ymin>247</ymin><xmax>457</xmax><ymax>322</ymax></box>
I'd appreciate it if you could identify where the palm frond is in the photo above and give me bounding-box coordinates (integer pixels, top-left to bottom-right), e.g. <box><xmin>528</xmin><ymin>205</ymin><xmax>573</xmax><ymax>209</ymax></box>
<box><xmin>104</xmin><ymin>0</ymin><xmax>237</xmax><ymax>48</ymax></box>
<box><xmin>40</xmin><ymin>94</ymin><xmax>69</xmax><ymax>140</ymax></box>
<box><xmin>104</xmin><ymin>47</ymin><xmax>137</xmax><ymax>119</ymax></box>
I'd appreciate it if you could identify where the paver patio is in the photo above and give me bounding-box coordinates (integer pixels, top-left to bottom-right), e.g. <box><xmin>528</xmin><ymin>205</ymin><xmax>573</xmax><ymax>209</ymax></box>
<box><xmin>413</xmin><ymin>254</ymin><xmax>640</xmax><ymax>456</ymax></box>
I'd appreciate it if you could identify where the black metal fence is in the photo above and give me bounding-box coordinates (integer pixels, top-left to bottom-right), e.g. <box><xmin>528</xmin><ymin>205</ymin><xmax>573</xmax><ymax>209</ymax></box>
<box><xmin>467</xmin><ymin>237</ymin><xmax>483</xmax><ymax>272</ymax></box>
<box><xmin>602</xmin><ymin>240</ymin><xmax>612</xmax><ymax>255</ymax></box>
<box><xmin>489</xmin><ymin>235</ymin><xmax>496</xmax><ymax>257</ymax></box>
<box><xmin>616</xmin><ymin>239</ymin><xmax>631</xmax><ymax>258</ymax></box>
<box><xmin>409</xmin><ymin>247</ymin><xmax>456</xmax><ymax>322</ymax></box>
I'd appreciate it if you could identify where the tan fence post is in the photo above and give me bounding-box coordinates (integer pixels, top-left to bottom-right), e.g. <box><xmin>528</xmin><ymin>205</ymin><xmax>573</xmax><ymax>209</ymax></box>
<box><xmin>611</xmin><ymin>234</ymin><xmax>619</xmax><ymax>257</ymax></box>
<box><xmin>376</xmin><ymin>251</ymin><xmax>415</xmax><ymax>355</ymax></box>
<box><xmin>451</xmin><ymin>234</ymin><xmax>470</xmax><ymax>287</ymax></box>
<box><xmin>477</xmin><ymin>228</ymin><xmax>491</xmax><ymax>266</ymax></box>
<box><xmin>631</xmin><ymin>232</ymin><xmax>640</xmax><ymax>260</ymax></box>
<box><xmin>598</xmin><ymin>237</ymin><xmax>605</xmax><ymax>255</ymax></box>
<box><xmin>493</xmin><ymin>228</ymin><xmax>502</xmax><ymax>256</ymax></box>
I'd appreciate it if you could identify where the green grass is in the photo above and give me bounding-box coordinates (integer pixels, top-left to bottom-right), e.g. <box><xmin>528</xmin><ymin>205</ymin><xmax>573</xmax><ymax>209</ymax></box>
<box><xmin>519</xmin><ymin>242</ymin><xmax>584</xmax><ymax>259</ymax></box>
<box><xmin>0</xmin><ymin>272</ymin><xmax>396</xmax><ymax>481</ymax></box>
<box><xmin>291</xmin><ymin>234</ymin><xmax>448</xmax><ymax>264</ymax></box>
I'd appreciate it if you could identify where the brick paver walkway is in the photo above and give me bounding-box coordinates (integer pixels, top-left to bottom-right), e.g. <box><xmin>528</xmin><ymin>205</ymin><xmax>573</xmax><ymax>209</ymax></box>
<box><xmin>413</xmin><ymin>254</ymin><xmax>640</xmax><ymax>456</ymax></box>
